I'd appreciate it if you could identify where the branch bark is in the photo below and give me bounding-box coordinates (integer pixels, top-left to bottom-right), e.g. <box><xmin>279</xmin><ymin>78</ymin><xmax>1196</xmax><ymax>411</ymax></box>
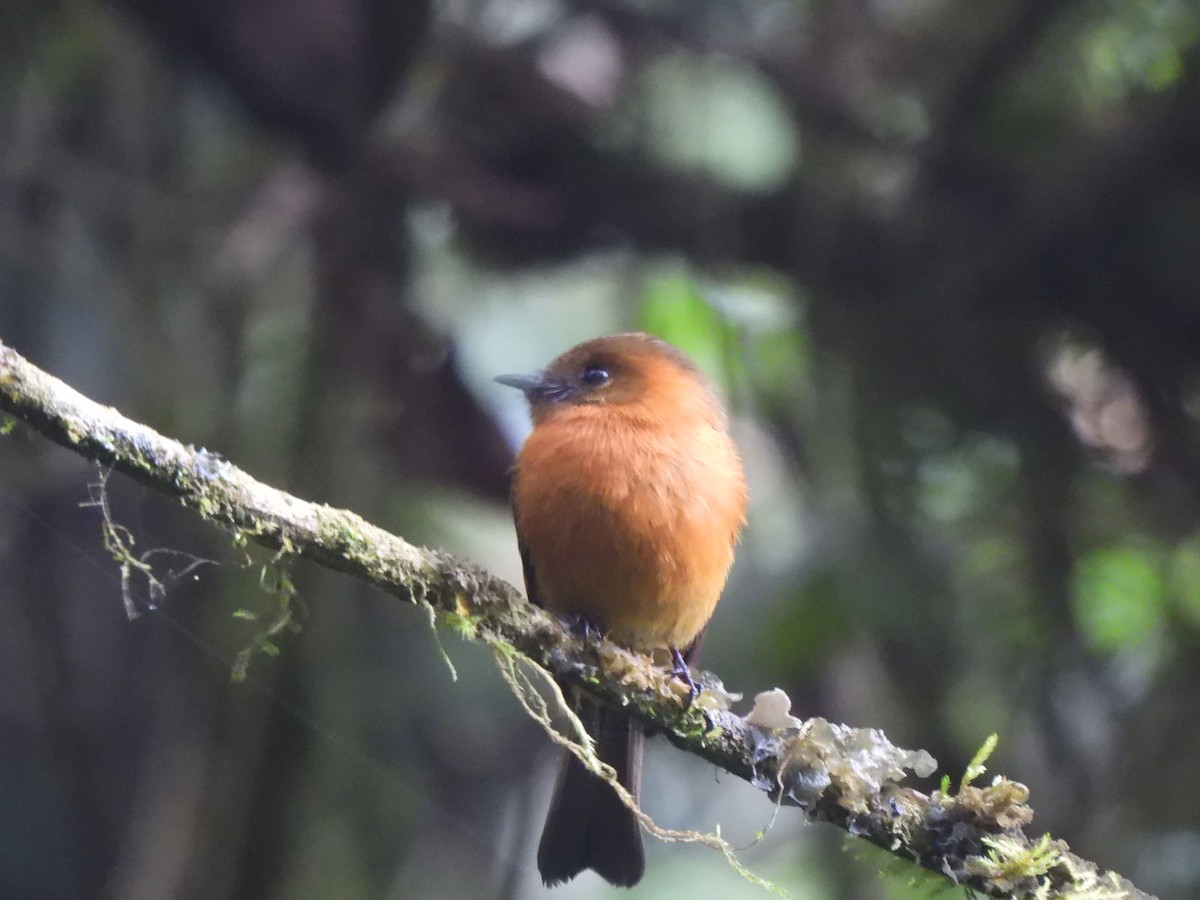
<box><xmin>0</xmin><ymin>338</ymin><xmax>1153</xmax><ymax>900</ymax></box>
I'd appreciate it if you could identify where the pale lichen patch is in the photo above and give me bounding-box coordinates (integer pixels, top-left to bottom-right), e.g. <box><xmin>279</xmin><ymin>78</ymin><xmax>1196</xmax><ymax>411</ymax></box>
<box><xmin>745</xmin><ymin>689</ymin><xmax>937</xmax><ymax>814</ymax></box>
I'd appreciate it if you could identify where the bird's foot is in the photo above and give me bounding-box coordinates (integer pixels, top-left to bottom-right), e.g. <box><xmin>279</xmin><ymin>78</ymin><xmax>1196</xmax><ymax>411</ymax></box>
<box><xmin>669</xmin><ymin>646</ymin><xmax>700</xmax><ymax>709</ymax></box>
<box><xmin>561</xmin><ymin>613</ymin><xmax>603</xmax><ymax>644</ymax></box>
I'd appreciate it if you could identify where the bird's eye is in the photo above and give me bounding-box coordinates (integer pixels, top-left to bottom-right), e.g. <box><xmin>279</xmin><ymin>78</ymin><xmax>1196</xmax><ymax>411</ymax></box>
<box><xmin>580</xmin><ymin>365</ymin><xmax>610</xmax><ymax>387</ymax></box>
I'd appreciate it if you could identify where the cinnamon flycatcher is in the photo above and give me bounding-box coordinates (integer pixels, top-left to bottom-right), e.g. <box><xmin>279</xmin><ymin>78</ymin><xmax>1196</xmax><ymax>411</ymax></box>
<box><xmin>497</xmin><ymin>332</ymin><xmax>747</xmax><ymax>887</ymax></box>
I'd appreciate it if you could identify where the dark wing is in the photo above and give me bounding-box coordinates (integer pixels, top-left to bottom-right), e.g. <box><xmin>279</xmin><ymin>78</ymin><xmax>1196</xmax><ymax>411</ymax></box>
<box><xmin>518</xmin><ymin>530</ymin><xmax>545</xmax><ymax>608</ymax></box>
<box><xmin>512</xmin><ymin>484</ymin><xmax>543</xmax><ymax>608</ymax></box>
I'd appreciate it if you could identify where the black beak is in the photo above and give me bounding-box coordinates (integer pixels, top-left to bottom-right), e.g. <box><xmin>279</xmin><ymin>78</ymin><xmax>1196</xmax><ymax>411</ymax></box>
<box><xmin>495</xmin><ymin>373</ymin><xmax>547</xmax><ymax>394</ymax></box>
<box><xmin>495</xmin><ymin>372</ymin><xmax>575</xmax><ymax>402</ymax></box>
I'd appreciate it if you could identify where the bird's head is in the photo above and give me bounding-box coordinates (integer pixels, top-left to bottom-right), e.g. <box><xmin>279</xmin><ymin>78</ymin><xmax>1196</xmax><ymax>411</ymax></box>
<box><xmin>496</xmin><ymin>333</ymin><xmax>722</xmax><ymax>428</ymax></box>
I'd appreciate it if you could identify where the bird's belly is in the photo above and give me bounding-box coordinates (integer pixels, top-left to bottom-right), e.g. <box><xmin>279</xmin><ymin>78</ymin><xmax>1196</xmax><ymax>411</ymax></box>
<box><xmin>525</xmin><ymin>488</ymin><xmax>736</xmax><ymax>652</ymax></box>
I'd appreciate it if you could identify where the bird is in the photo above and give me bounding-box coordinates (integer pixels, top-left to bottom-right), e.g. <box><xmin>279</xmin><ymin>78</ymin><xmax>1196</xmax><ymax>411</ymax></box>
<box><xmin>496</xmin><ymin>332</ymin><xmax>747</xmax><ymax>888</ymax></box>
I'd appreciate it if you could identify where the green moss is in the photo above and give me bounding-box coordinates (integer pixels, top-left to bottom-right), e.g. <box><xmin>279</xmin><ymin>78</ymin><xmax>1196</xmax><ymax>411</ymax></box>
<box><xmin>193</xmin><ymin>491</ymin><xmax>224</xmax><ymax>519</ymax></box>
<box><xmin>321</xmin><ymin>516</ymin><xmax>370</xmax><ymax>557</ymax></box>
<box><xmin>1050</xmin><ymin>856</ymin><xmax>1135</xmax><ymax>899</ymax></box>
<box><xmin>442</xmin><ymin>609</ymin><xmax>480</xmax><ymax>640</ymax></box>
<box><xmin>233</xmin><ymin>561</ymin><xmax>303</xmax><ymax>681</ymax></box>
<box><xmin>961</xmin><ymin>732</ymin><xmax>998</xmax><ymax>792</ymax></box>
<box><xmin>964</xmin><ymin>833</ymin><xmax>1062</xmax><ymax>892</ymax></box>
<box><xmin>675</xmin><ymin>709</ymin><xmax>715</xmax><ymax>739</ymax></box>
<box><xmin>64</xmin><ymin>420</ymin><xmax>86</xmax><ymax>446</ymax></box>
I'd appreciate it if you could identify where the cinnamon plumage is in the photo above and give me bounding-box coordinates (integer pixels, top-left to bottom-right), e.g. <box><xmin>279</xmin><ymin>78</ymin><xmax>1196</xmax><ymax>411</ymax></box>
<box><xmin>497</xmin><ymin>332</ymin><xmax>747</xmax><ymax>887</ymax></box>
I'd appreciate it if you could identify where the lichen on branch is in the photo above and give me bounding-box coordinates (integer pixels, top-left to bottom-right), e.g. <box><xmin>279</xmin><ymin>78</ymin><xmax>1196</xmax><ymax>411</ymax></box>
<box><xmin>0</xmin><ymin>339</ymin><xmax>1154</xmax><ymax>899</ymax></box>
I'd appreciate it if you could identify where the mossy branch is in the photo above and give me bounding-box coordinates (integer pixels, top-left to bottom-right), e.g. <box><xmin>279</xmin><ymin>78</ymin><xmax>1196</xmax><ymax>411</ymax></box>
<box><xmin>0</xmin><ymin>339</ymin><xmax>1153</xmax><ymax>900</ymax></box>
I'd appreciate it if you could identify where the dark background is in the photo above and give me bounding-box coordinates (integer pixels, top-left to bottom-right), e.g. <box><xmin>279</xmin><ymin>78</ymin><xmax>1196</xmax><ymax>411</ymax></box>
<box><xmin>2</xmin><ymin>1</ymin><xmax>1199</xmax><ymax>898</ymax></box>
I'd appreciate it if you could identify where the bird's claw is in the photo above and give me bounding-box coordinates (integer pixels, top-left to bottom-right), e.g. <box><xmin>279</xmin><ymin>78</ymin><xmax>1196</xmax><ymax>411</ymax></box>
<box><xmin>669</xmin><ymin>646</ymin><xmax>700</xmax><ymax>710</ymax></box>
<box><xmin>562</xmin><ymin>613</ymin><xmax>603</xmax><ymax>643</ymax></box>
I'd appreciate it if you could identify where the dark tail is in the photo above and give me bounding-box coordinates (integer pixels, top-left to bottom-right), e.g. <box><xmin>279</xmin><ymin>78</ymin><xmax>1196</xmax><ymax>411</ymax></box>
<box><xmin>537</xmin><ymin>702</ymin><xmax>645</xmax><ymax>888</ymax></box>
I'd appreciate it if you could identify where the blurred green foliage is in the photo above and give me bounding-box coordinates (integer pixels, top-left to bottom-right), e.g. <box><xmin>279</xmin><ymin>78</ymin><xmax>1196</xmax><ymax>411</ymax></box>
<box><xmin>1073</xmin><ymin>542</ymin><xmax>1166</xmax><ymax>653</ymax></box>
<box><xmin>633</xmin><ymin>53</ymin><xmax>798</xmax><ymax>189</ymax></box>
<box><xmin>1082</xmin><ymin>0</ymin><xmax>1200</xmax><ymax>98</ymax></box>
